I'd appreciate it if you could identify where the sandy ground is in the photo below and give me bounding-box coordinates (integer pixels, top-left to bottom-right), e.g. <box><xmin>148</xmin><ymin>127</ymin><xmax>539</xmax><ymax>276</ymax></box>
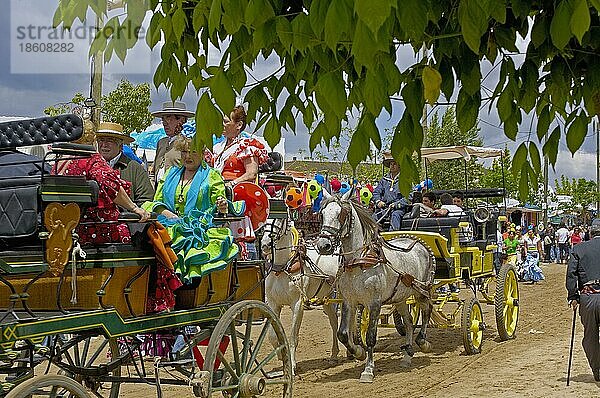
<box><xmin>118</xmin><ymin>262</ymin><xmax>600</xmax><ymax>397</ymax></box>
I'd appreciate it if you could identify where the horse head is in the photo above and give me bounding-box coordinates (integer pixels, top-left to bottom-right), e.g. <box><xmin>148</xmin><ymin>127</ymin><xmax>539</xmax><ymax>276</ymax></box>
<box><xmin>316</xmin><ymin>189</ymin><xmax>354</xmax><ymax>255</ymax></box>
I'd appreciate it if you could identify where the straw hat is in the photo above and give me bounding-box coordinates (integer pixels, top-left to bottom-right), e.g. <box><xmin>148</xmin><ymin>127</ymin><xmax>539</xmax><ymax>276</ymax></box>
<box><xmin>383</xmin><ymin>151</ymin><xmax>396</xmax><ymax>167</ymax></box>
<box><xmin>95</xmin><ymin>122</ymin><xmax>134</xmax><ymax>144</ymax></box>
<box><xmin>151</xmin><ymin>101</ymin><xmax>195</xmax><ymax>118</ymax></box>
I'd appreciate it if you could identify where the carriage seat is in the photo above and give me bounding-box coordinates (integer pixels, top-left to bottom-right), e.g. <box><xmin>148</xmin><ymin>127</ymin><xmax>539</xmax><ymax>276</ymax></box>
<box><xmin>401</xmin><ymin>217</ymin><xmax>461</xmax><ymax>242</ymax></box>
<box><xmin>0</xmin><ymin>177</ymin><xmax>40</xmax><ymax>239</ymax></box>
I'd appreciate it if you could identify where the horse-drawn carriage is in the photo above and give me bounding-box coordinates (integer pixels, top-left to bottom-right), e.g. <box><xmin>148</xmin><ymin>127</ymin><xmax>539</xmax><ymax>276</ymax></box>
<box><xmin>0</xmin><ymin>115</ymin><xmax>292</xmax><ymax>397</ymax></box>
<box><xmin>311</xmin><ymin>146</ymin><xmax>518</xmax><ymax>382</ymax></box>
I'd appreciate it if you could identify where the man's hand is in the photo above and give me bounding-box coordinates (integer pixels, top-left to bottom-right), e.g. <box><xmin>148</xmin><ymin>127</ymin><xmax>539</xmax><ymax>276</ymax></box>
<box><xmin>570</xmin><ymin>300</ymin><xmax>578</xmax><ymax>311</ymax></box>
<box><xmin>377</xmin><ymin>201</ymin><xmax>386</xmax><ymax>209</ymax></box>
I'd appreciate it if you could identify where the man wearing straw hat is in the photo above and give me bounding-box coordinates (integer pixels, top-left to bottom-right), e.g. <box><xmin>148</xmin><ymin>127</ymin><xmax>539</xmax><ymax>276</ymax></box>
<box><xmin>96</xmin><ymin>121</ymin><xmax>154</xmax><ymax>205</ymax></box>
<box><xmin>151</xmin><ymin>101</ymin><xmax>195</xmax><ymax>186</ymax></box>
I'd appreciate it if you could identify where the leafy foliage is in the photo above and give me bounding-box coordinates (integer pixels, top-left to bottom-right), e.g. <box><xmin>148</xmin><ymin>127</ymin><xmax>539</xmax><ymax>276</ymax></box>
<box><xmin>52</xmin><ymin>0</ymin><xmax>600</xmax><ymax>195</ymax></box>
<box><xmin>554</xmin><ymin>175</ymin><xmax>600</xmax><ymax>216</ymax></box>
<box><xmin>421</xmin><ymin>107</ymin><xmax>484</xmax><ymax>190</ymax></box>
<box><xmin>101</xmin><ymin>80</ymin><xmax>154</xmax><ymax>135</ymax></box>
<box><xmin>44</xmin><ymin>80</ymin><xmax>153</xmax><ymax>135</ymax></box>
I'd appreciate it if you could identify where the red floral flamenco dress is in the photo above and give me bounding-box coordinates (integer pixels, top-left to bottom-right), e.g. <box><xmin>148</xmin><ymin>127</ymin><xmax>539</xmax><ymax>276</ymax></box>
<box><xmin>211</xmin><ymin>137</ymin><xmax>268</xmax><ymax>258</ymax></box>
<box><xmin>56</xmin><ymin>153</ymin><xmax>181</xmax><ymax>312</ymax></box>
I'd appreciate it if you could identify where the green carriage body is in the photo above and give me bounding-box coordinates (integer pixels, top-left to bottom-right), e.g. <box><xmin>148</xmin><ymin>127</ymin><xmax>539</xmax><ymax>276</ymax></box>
<box><xmin>0</xmin><ymin>115</ymin><xmax>292</xmax><ymax>398</ymax></box>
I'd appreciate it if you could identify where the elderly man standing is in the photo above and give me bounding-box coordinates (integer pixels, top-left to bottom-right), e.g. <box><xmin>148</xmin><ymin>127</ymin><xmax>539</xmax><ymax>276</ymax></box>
<box><xmin>566</xmin><ymin>218</ymin><xmax>600</xmax><ymax>382</ymax></box>
<box><xmin>96</xmin><ymin>122</ymin><xmax>154</xmax><ymax>205</ymax></box>
<box><xmin>152</xmin><ymin>101</ymin><xmax>195</xmax><ymax>185</ymax></box>
<box><xmin>372</xmin><ymin>152</ymin><xmax>407</xmax><ymax>231</ymax></box>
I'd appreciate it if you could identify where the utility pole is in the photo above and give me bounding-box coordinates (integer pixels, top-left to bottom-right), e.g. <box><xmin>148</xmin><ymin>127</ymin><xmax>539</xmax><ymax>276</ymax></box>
<box><xmin>543</xmin><ymin>138</ymin><xmax>549</xmax><ymax>228</ymax></box>
<box><xmin>90</xmin><ymin>13</ymin><xmax>103</xmax><ymax>125</ymax></box>
<box><xmin>596</xmin><ymin>118</ymin><xmax>599</xmax><ymax>217</ymax></box>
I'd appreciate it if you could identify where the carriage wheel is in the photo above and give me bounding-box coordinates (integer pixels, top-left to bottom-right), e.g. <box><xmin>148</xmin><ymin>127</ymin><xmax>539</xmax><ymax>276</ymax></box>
<box><xmin>461</xmin><ymin>296</ymin><xmax>484</xmax><ymax>355</ymax></box>
<box><xmin>195</xmin><ymin>300</ymin><xmax>293</xmax><ymax>398</ymax></box>
<box><xmin>495</xmin><ymin>263</ymin><xmax>519</xmax><ymax>340</ymax></box>
<box><xmin>49</xmin><ymin>333</ymin><xmax>125</xmax><ymax>398</ymax></box>
<box><xmin>5</xmin><ymin>374</ymin><xmax>91</xmax><ymax>397</ymax></box>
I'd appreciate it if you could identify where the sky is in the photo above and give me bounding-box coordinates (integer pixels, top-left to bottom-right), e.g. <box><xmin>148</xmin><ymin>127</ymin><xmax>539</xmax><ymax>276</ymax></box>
<box><xmin>1</xmin><ymin>0</ymin><xmax>598</xmax><ymax>186</ymax></box>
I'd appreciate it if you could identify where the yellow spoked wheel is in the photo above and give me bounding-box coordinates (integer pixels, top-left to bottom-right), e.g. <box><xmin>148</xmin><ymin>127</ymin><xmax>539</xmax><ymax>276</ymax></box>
<box><xmin>392</xmin><ymin>303</ymin><xmax>420</xmax><ymax>336</ymax></box>
<box><xmin>495</xmin><ymin>263</ymin><xmax>520</xmax><ymax>340</ymax></box>
<box><xmin>356</xmin><ymin>306</ymin><xmax>369</xmax><ymax>347</ymax></box>
<box><xmin>461</xmin><ymin>296</ymin><xmax>484</xmax><ymax>355</ymax></box>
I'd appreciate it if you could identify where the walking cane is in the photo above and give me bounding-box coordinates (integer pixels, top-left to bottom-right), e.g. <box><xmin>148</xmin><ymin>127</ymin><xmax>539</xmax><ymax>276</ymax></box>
<box><xmin>566</xmin><ymin>306</ymin><xmax>577</xmax><ymax>386</ymax></box>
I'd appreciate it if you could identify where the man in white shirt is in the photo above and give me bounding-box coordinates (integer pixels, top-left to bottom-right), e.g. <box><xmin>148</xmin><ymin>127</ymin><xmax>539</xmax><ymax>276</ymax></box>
<box><xmin>555</xmin><ymin>223</ymin><xmax>571</xmax><ymax>264</ymax></box>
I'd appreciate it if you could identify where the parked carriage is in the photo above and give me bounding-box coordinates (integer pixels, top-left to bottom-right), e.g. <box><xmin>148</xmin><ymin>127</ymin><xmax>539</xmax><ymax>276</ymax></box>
<box><xmin>0</xmin><ymin>115</ymin><xmax>292</xmax><ymax>397</ymax></box>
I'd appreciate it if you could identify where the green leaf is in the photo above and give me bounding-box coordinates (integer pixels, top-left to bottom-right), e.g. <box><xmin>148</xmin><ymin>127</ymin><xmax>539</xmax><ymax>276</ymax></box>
<box><xmin>566</xmin><ymin>114</ymin><xmax>589</xmax><ymax>154</ymax></box>
<box><xmin>263</xmin><ymin>117</ymin><xmax>281</xmax><ymax>149</ymax></box>
<box><xmin>550</xmin><ymin>0</ymin><xmax>573</xmax><ymax>50</ymax></box>
<box><xmin>208</xmin><ymin>0</ymin><xmax>223</xmax><ymax>33</ymax></box>
<box><xmin>309</xmin><ymin>122</ymin><xmax>327</xmax><ymax>152</ymax></box>
<box><xmin>324</xmin><ymin>0</ymin><xmax>352</xmax><ymax>49</ymax></box>
<box><xmin>347</xmin><ymin>124</ymin><xmax>369</xmax><ymax>168</ymax></box>
<box><xmin>209</xmin><ymin>70</ymin><xmax>236</xmax><ymax>112</ymax></box>
<box><xmin>542</xmin><ymin>126</ymin><xmax>560</xmax><ymax>166</ymax></box>
<box><xmin>518</xmin><ymin>163</ymin><xmax>529</xmax><ymax>201</ymax></box>
<box><xmin>422</xmin><ymin>66</ymin><xmax>442</xmax><ymax>105</ymax></box>
<box><xmin>146</xmin><ymin>12</ymin><xmax>163</xmax><ymax>48</ymax></box>
<box><xmin>402</xmin><ymin>80</ymin><xmax>424</xmax><ymax>122</ymax></box>
<box><xmin>456</xmin><ymin>89</ymin><xmax>479</xmax><ymax>132</ymax></box>
<box><xmin>570</xmin><ymin>0</ymin><xmax>590</xmax><ymax>44</ymax></box>
<box><xmin>536</xmin><ymin>106</ymin><xmax>551</xmax><ymax>140</ymax></box>
<box><xmin>363</xmin><ymin>70</ymin><xmax>388</xmax><ymax>115</ymax></box>
<box><xmin>309</xmin><ymin>0</ymin><xmax>329</xmax><ymax>37</ymax></box>
<box><xmin>438</xmin><ymin>58</ymin><xmax>455</xmax><ymax>100</ymax></box>
<box><xmin>354</xmin><ymin>0</ymin><xmax>393</xmax><ymax>35</ymax></box>
<box><xmin>397</xmin><ymin>0</ymin><xmax>428</xmax><ymax>39</ymax></box>
<box><xmin>530</xmin><ymin>13</ymin><xmax>549</xmax><ymax>48</ymax></box>
<box><xmin>458</xmin><ymin>0</ymin><xmax>489</xmax><ymax>53</ymax></box>
<box><xmin>276</xmin><ymin>17</ymin><xmax>293</xmax><ymax>52</ymax></box>
<box><xmin>316</xmin><ymin>72</ymin><xmax>347</xmax><ymax>120</ymax></box>
<box><xmin>172</xmin><ymin>7</ymin><xmax>187</xmax><ymax>40</ymax></box>
<box><xmin>194</xmin><ymin>93</ymin><xmax>222</xmax><ymax>151</ymax></box>
<box><xmin>460</xmin><ymin>61</ymin><xmax>481</xmax><ymax>96</ymax></box>
<box><xmin>528</xmin><ymin>143</ymin><xmax>541</xmax><ymax>174</ymax></box>
<box><xmin>504</xmin><ymin>112</ymin><xmax>520</xmax><ymax>140</ymax></box>
<box><xmin>518</xmin><ymin>60</ymin><xmax>538</xmax><ymax>113</ymax></box>
<box><xmin>591</xmin><ymin>0</ymin><xmax>600</xmax><ymax>11</ymax></box>
<box><xmin>245</xmin><ymin>0</ymin><xmax>274</xmax><ymax>28</ymax></box>
<box><xmin>512</xmin><ymin>143</ymin><xmax>527</xmax><ymax>178</ymax></box>
<box><xmin>497</xmin><ymin>89</ymin><xmax>513</xmax><ymax>122</ymax></box>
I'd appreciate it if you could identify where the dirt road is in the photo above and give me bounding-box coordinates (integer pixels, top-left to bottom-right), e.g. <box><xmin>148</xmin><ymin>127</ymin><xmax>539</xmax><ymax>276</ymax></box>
<box><xmin>122</xmin><ymin>263</ymin><xmax>600</xmax><ymax>397</ymax></box>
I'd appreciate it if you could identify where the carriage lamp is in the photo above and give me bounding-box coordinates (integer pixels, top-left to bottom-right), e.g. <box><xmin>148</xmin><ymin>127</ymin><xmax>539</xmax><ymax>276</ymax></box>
<box><xmin>84</xmin><ymin>97</ymin><xmax>97</xmax><ymax>108</ymax></box>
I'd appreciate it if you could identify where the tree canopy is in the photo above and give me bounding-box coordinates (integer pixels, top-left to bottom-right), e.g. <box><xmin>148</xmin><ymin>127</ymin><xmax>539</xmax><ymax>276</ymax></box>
<box><xmin>44</xmin><ymin>79</ymin><xmax>153</xmax><ymax>135</ymax></box>
<box><xmin>53</xmin><ymin>0</ymin><xmax>600</xmax><ymax>193</ymax></box>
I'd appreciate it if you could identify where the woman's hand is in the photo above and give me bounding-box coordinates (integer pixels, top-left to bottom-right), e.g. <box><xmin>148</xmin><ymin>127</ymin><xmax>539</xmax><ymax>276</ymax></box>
<box><xmin>162</xmin><ymin>209</ymin><xmax>178</xmax><ymax>219</ymax></box>
<box><xmin>216</xmin><ymin>196</ymin><xmax>228</xmax><ymax>214</ymax></box>
<box><xmin>132</xmin><ymin>206</ymin><xmax>151</xmax><ymax>222</ymax></box>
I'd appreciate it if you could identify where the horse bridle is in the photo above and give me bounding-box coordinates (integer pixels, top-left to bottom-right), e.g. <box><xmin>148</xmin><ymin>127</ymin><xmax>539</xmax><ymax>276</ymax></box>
<box><xmin>318</xmin><ymin>198</ymin><xmax>353</xmax><ymax>251</ymax></box>
<box><xmin>263</xmin><ymin>217</ymin><xmax>291</xmax><ymax>258</ymax></box>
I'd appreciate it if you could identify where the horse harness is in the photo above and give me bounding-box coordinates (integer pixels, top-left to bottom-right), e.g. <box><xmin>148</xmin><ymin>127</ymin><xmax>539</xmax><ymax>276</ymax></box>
<box><xmin>267</xmin><ymin>219</ymin><xmax>335</xmax><ymax>302</ymax></box>
<box><xmin>341</xmin><ymin>235</ymin><xmax>433</xmax><ymax>301</ymax></box>
<box><xmin>318</xmin><ymin>199</ymin><xmax>353</xmax><ymax>252</ymax></box>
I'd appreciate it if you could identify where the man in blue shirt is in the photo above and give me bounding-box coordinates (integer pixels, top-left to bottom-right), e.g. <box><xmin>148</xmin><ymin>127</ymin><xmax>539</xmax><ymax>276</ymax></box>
<box><xmin>372</xmin><ymin>152</ymin><xmax>407</xmax><ymax>231</ymax></box>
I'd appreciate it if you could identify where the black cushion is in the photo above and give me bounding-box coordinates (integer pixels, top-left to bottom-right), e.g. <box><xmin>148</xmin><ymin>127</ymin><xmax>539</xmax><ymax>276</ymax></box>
<box><xmin>259</xmin><ymin>152</ymin><xmax>283</xmax><ymax>173</ymax></box>
<box><xmin>0</xmin><ymin>114</ymin><xmax>83</xmax><ymax>149</ymax></box>
<box><xmin>0</xmin><ymin>184</ymin><xmax>38</xmax><ymax>238</ymax></box>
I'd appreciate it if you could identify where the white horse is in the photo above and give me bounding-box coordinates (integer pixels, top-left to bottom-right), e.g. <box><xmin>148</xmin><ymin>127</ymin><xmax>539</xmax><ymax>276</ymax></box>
<box><xmin>262</xmin><ymin>216</ymin><xmax>340</xmax><ymax>374</ymax></box>
<box><xmin>315</xmin><ymin>190</ymin><xmax>436</xmax><ymax>383</ymax></box>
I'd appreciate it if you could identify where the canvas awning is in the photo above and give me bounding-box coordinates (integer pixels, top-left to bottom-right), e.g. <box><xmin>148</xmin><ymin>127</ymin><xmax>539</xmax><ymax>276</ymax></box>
<box><xmin>421</xmin><ymin>146</ymin><xmax>504</xmax><ymax>163</ymax></box>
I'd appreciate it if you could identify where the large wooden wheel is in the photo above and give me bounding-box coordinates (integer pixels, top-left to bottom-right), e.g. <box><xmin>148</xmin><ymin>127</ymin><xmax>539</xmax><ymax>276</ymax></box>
<box><xmin>495</xmin><ymin>263</ymin><xmax>520</xmax><ymax>340</ymax></box>
<box><xmin>461</xmin><ymin>296</ymin><xmax>484</xmax><ymax>355</ymax></box>
<box><xmin>193</xmin><ymin>300</ymin><xmax>293</xmax><ymax>398</ymax></box>
<box><xmin>6</xmin><ymin>374</ymin><xmax>91</xmax><ymax>398</ymax></box>
<box><xmin>49</xmin><ymin>333</ymin><xmax>127</xmax><ymax>398</ymax></box>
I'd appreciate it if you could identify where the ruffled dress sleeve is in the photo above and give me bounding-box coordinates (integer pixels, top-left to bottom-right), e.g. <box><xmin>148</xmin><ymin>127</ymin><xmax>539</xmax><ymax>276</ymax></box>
<box><xmin>233</xmin><ymin>138</ymin><xmax>269</xmax><ymax>164</ymax></box>
<box><xmin>83</xmin><ymin>154</ymin><xmax>130</xmax><ymax>205</ymax></box>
